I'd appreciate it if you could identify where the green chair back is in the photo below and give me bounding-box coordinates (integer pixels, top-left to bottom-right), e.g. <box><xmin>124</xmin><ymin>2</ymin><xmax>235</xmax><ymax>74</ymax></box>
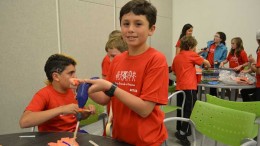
<box><xmin>191</xmin><ymin>101</ymin><xmax>257</xmax><ymax>146</ymax></box>
<box><xmin>80</xmin><ymin>98</ymin><xmax>105</xmax><ymax>127</ymax></box>
<box><xmin>168</xmin><ymin>85</ymin><xmax>175</xmax><ymax>94</ymax></box>
<box><xmin>206</xmin><ymin>94</ymin><xmax>260</xmax><ymax>117</ymax></box>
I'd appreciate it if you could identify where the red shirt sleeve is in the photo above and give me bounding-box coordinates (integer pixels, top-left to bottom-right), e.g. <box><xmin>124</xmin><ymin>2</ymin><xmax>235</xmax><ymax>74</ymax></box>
<box><xmin>175</xmin><ymin>39</ymin><xmax>181</xmax><ymax>47</ymax></box>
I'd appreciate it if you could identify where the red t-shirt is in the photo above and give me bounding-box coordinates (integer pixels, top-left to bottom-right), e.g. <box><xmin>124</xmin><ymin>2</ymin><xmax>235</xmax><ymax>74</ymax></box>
<box><xmin>25</xmin><ymin>85</ymin><xmax>77</xmax><ymax>132</ymax></box>
<box><xmin>227</xmin><ymin>50</ymin><xmax>248</xmax><ymax>69</ymax></box>
<box><xmin>107</xmin><ymin>48</ymin><xmax>168</xmax><ymax>146</ymax></box>
<box><xmin>207</xmin><ymin>44</ymin><xmax>216</xmax><ymax>66</ymax></box>
<box><xmin>256</xmin><ymin>51</ymin><xmax>260</xmax><ymax>87</ymax></box>
<box><xmin>172</xmin><ymin>51</ymin><xmax>204</xmax><ymax>90</ymax></box>
<box><xmin>102</xmin><ymin>55</ymin><xmax>110</xmax><ymax>77</ymax></box>
<box><xmin>175</xmin><ymin>39</ymin><xmax>181</xmax><ymax>47</ymax></box>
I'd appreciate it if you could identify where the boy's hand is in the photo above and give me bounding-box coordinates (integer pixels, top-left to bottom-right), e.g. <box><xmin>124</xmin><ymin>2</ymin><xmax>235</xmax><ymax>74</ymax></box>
<box><xmin>85</xmin><ymin>104</ymin><xmax>96</xmax><ymax>114</ymax></box>
<box><xmin>79</xmin><ymin>104</ymin><xmax>96</xmax><ymax>120</ymax></box>
<box><xmin>59</xmin><ymin>104</ymin><xmax>79</xmax><ymax>115</ymax></box>
<box><xmin>84</xmin><ymin>78</ymin><xmax>112</xmax><ymax>94</ymax></box>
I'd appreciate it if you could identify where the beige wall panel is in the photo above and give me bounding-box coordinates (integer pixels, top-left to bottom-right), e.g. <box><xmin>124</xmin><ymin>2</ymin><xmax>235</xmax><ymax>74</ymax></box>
<box><xmin>116</xmin><ymin>0</ymin><xmax>129</xmax><ymax>8</ymax></box>
<box><xmin>60</xmin><ymin>1</ymin><xmax>114</xmax><ymax>78</ymax></box>
<box><xmin>151</xmin><ymin>0</ymin><xmax>172</xmax><ymax>18</ymax></box>
<box><xmin>151</xmin><ymin>17</ymin><xmax>172</xmax><ymax>65</ymax></box>
<box><xmin>0</xmin><ymin>0</ymin><xmax>58</xmax><ymax>134</ymax></box>
<box><xmin>78</xmin><ymin>0</ymin><xmax>114</xmax><ymax>6</ymax></box>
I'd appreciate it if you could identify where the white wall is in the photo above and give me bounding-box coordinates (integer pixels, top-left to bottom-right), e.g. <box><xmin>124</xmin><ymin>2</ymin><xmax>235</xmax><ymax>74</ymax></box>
<box><xmin>172</xmin><ymin>0</ymin><xmax>260</xmax><ymax>60</ymax></box>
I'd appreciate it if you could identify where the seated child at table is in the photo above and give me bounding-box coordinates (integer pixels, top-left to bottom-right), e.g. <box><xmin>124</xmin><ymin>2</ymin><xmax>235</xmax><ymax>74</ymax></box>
<box><xmin>19</xmin><ymin>53</ymin><xmax>95</xmax><ymax>132</ymax></box>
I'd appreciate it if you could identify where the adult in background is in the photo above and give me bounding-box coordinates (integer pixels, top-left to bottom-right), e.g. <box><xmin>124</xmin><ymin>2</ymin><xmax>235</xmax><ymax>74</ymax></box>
<box><xmin>175</xmin><ymin>23</ymin><xmax>193</xmax><ymax>56</ymax></box>
<box><xmin>199</xmin><ymin>32</ymin><xmax>227</xmax><ymax>96</ymax></box>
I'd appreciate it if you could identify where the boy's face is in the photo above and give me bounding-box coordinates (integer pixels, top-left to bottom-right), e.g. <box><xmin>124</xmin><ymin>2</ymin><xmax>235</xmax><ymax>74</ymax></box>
<box><xmin>109</xmin><ymin>48</ymin><xmax>121</xmax><ymax>60</ymax></box>
<box><xmin>120</xmin><ymin>12</ymin><xmax>155</xmax><ymax>48</ymax></box>
<box><xmin>53</xmin><ymin>64</ymin><xmax>76</xmax><ymax>90</ymax></box>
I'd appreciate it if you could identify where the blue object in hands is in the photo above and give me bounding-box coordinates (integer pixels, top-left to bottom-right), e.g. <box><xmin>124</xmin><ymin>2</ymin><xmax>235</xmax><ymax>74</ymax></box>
<box><xmin>76</xmin><ymin>77</ymin><xmax>99</xmax><ymax>108</ymax></box>
<box><xmin>76</xmin><ymin>83</ymin><xmax>90</xmax><ymax>108</ymax></box>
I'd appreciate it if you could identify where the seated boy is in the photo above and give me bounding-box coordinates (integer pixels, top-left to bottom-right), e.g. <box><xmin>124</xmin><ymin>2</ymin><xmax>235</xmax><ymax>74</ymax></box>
<box><xmin>19</xmin><ymin>54</ymin><xmax>95</xmax><ymax>132</ymax></box>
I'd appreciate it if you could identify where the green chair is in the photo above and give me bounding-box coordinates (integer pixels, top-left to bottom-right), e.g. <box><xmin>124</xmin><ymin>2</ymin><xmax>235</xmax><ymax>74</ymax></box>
<box><xmin>168</xmin><ymin>85</ymin><xmax>176</xmax><ymax>94</ymax></box>
<box><xmin>164</xmin><ymin>101</ymin><xmax>257</xmax><ymax>146</ymax></box>
<box><xmin>161</xmin><ymin>90</ymin><xmax>185</xmax><ymax>118</ymax></box>
<box><xmin>80</xmin><ymin>98</ymin><xmax>106</xmax><ymax>127</ymax></box>
<box><xmin>206</xmin><ymin>94</ymin><xmax>260</xmax><ymax>146</ymax></box>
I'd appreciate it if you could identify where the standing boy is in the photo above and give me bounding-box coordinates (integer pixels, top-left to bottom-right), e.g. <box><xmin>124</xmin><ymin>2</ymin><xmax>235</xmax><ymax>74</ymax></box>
<box><xmin>172</xmin><ymin>36</ymin><xmax>210</xmax><ymax>145</ymax></box>
<box><xmin>19</xmin><ymin>54</ymin><xmax>95</xmax><ymax>132</ymax></box>
<box><xmin>84</xmin><ymin>0</ymin><xmax>168</xmax><ymax>145</ymax></box>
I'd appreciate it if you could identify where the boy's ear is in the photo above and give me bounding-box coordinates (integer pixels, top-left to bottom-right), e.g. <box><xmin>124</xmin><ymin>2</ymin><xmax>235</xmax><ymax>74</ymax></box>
<box><xmin>52</xmin><ymin>72</ymin><xmax>60</xmax><ymax>82</ymax></box>
<box><xmin>148</xmin><ymin>25</ymin><xmax>156</xmax><ymax>36</ymax></box>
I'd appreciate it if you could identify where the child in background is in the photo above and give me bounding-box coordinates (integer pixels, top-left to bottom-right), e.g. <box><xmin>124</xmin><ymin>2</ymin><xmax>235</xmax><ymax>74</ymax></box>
<box><xmin>102</xmin><ymin>34</ymin><xmax>128</xmax><ymax>79</ymax></box>
<box><xmin>175</xmin><ymin>24</ymin><xmax>193</xmax><ymax>56</ymax></box>
<box><xmin>220</xmin><ymin>37</ymin><xmax>249</xmax><ymax>71</ymax></box>
<box><xmin>241</xmin><ymin>29</ymin><xmax>260</xmax><ymax>101</ymax></box>
<box><xmin>219</xmin><ymin>37</ymin><xmax>248</xmax><ymax>99</ymax></box>
<box><xmin>83</xmin><ymin>0</ymin><xmax>169</xmax><ymax>145</ymax></box>
<box><xmin>172</xmin><ymin>36</ymin><xmax>210</xmax><ymax>145</ymax></box>
<box><xmin>102</xmin><ymin>30</ymin><xmax>122</xmax><ymax>79</ymax></box>
<box><xmin>19</xmin><ymin>54</ymin><xmax>95</xmax><ymax>132</ymax></box>
<box><xmin>103</xmin><ymin>34</ymin><xmax>128</xmax><ymax>135</ymax></box>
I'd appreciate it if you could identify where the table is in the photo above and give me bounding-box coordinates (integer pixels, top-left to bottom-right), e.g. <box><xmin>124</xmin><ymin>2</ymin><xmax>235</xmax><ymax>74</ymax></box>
<box><xmin>0</xmin><ymin>132</ymin><xmax>132</xmax><ymax>146</ymax></box>
<box><xmin>198</xmin><ymin>82</ymin><xmax>255</xmax><ymax>101</ymax></box>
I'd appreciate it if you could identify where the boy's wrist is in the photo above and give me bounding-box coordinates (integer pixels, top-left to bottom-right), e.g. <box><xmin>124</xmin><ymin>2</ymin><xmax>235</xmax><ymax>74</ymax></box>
<box><xmin>104</xmin><ymin>83</ymin><xmax>117</xmax><ymax>97</ymax></box>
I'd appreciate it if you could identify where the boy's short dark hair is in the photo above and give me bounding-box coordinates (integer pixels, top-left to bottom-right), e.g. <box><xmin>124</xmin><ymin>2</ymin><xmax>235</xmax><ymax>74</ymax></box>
<box><xmin>180</xmin><ymin>36</ymin><xmax>197</xmax><ymax>51</ymax></box>
<box><xmin>106</xmin><ymin>36</ymin><xmax>128</xmax><ymax>53</ymax></box>
<box><xmin>44</xmin><ymin>53</ymin><xmax>76</xmax><ymax>82</ymax></box>
<box><xmin>119</xmin><ymin>0</ymin><xmax>157</xmax><ymax>28</ymax></box>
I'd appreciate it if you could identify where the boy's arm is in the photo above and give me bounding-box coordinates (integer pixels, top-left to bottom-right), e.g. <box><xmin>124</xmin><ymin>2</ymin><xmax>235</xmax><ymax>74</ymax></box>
<box><xmin>113</xmin><ymin>86</ymin><xmax>156</xmax><ymax>118</ymax></box>
<box><xmin>19</xmin><ymin>103</ymin><xmax>79</xmax><ymax>128</ymax></box>
<box><xmin>203</xmin><ymin>59</ymin><xmax>211</xmax><ymax>68</ymax></box>
<box><xmin>87</xmin><ymin>79</ymin><xmax>156</xmax><ymax>118</ymax></box>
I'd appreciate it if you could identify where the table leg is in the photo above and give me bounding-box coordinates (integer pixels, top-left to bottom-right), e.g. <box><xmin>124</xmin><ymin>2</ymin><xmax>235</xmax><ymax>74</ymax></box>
<box><xmin>230</xmin><ymin>89</ymin><xmax>236</xmax><ymax>101</ymax></box>
<box><xmin>198</xmin><ymin>86</ymin><xmax>202</xmax><ymax>101</ymax></box>
<box><xmin>221</xmin><ymin>89</ymin><xmax>225</xmax><ymax>99</ymax></box>
<box><xmin>204</xmin><ymin>87</ymin><xmax>210</xmax><ymax>101</ymax></box>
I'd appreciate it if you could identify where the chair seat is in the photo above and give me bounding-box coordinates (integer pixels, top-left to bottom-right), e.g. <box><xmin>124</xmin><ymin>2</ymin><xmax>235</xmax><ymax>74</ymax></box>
<box><xmin>161</xmin><ymin>105</ymin><xmax>180</xmax><ymax>113</ymax></box>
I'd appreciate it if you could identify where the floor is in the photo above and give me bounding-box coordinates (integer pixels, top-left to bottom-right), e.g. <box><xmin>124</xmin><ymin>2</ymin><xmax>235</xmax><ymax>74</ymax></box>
<box><xmin>81</xmin><ymin>94</ymin><xmax>238</xmax><ymax>146</ymax></box>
